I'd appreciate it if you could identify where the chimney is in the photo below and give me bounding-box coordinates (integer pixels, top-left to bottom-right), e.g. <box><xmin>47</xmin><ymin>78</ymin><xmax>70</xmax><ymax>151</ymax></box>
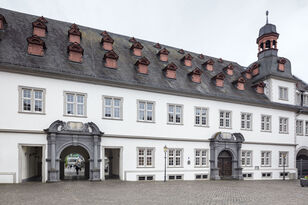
<box><xmin>27</xmin><ymin>35</ymin><xmax>46</xmax><ymax>56</ymax></box>
<box><xmin>233</xmin><ymin>77</ymin><xmax>246</xmax><ymax>90</ymax></box>
<box><xmin>163</xmin><ymin>62</ymin><xmax>178</xmax><ymax>79</ymax></box>
<box><xmin>67</xmin><ymin>42</ymin><xmax>84</xmax><ymax>63</ymax></box>
<box><xmin>32</xmin><ymin>19</ymin><xmax>47</xmax><ymax>37</ymax></box>
<box><xmin>277</xmin><ymin>58</ymin><xmax>286</xmax><ymax>72</ymax></box>
<box><xmin>252</xmin><ymin>81</ymin><xmax>265</xmax><ymax>94</ymax></box>
<box><xmin>135</xmin><ymin>57</ymin><xmax>150</xmax><ymax>74</ymax></box>
<box><xmin>0</xmin><ymin>14</ymin><xmax>7</xmax><ymax>30</ymax></box>
<box><xmin>242</xmin><ymin>68</ymin><xmax>252</xmax><ymax>79</ymax></box>
<box><xmin>154</xmin><ymin>43</ymin><xmax>161</xmax><ymax>49</ymax></box>
<box><xmin>212</xmin><ymin>72</ymin><xmax>225</xmax><ymax>87</ymax></box>
<box><xmin>158</xmin><ymin>48</ymin><xmax>169</xmax><ymax>62</ymax></box>
<box><xmin>224</xmin><ymin>64</ymin><xmax>234</xmax><ymax>76</ymax></box>
<box><xmin>182</xmin><ymin>54</ymin><xmax>193</xmax><ymax>67</ymax></box>
<box><xmin>103</xmin><ymin>50</ymin><xmax>119</xmax><ymax>69</ymax></box>
<box><xmin>203</xmin><ymin>59</ymin><xmax>214</xmax><ymax>71</ymax></box>
<box><xmin>101</xmin><ymin>32</ymin><xmax>114</xmax><ymax>51</ymax></box>
<box><xmin>189</xmin><ymin>67</ymin><xmax>203</xmax><ymax>83</ymax></box>
<box><xmin>68</xmin><ymin>24</ymin><xmax>82</xmax><ymax>44</ymax></box>
<box><xmin>251</xmin><ymin>63</ymin><xmax>260</xmax><ymax>76</ymax></box>
<box><xmin>130</xmin><ymin>42</ymin><xmax>143</xmax><ymax>56</ymax></box>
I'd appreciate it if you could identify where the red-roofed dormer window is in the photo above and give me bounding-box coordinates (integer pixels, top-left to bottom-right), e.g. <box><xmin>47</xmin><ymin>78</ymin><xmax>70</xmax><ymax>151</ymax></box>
<box><xmin>32</xmin><ymin>19</ymin><xmax>47</xmax><ymax>37</ymax></box>
<box><xmin>103</xmin><ymin>50</ymin><xmax>119</xmax><ymax>69</ymax></box>
<box><xmin>67</xmin><ymin>42</ymin><xmax>84</xmax><ymax>63</ymax></box>
<box><xmin>68</xmin><ymin>24</ymin><xmax>82</xmax><ymax>44</ymax></box>
<box><xmin>251</xmin><ymin>63</ymin><xmax>260</xmax><ymax>76</ymax></box>
<box><xmin>27</xmin><ymin>35</ymin><xmax>46</xmax><ymax>56</ymax></box>
<box><xmin>203</xmin><ymin>59</ymin><xmax>214</xmax><ymax>71</ymax></box>
<box><xmin>0</xmin><ymin>14</ymin><xmax>7</xmax><ymax>30</ymax></box>
<box><xmin>154</xmin><ymin>43</ymin><xmax>161</xmax><ymax>49</ymax></box>
<box><xmin>163</xmin><ymin>62</ymin><xmax>178</xmax><ymax>79</ymax></box>
<box><xmin>277</xmin><ymin>58</ymin><xmax>286</xmax><ymax>72</ymax></box>
<box><xmin>101</xmin><ymin>32</ymin><xmax>114</xmax><ymax>51</ymax></box>
<box><xmin>212</xmin><ymin>72</ymin><xmax>225</xmax><ymax>87</ymax></box>
<box><xmin>224</xmin><ymin>64</ymin><xmax>234</xmax><ymax>76</ymax></box>
<box><xmin>131</xmin><ymin>42</ymin><xmax>143</xmax><ymax>56</ymax></box>
<box><xmin>234</xmin><ymin>77</ymin><xmax>246</xmax><ymax>90</ymax></box>
<box><xmin>182</xmin><ymin>54</ymin><xmax>193</xmax><ymax>67</ymax></box>
<box><xmin>243</xmin><ymin>68</ymin><xmax>252</xmax><ymax>79</ymax></box>
<box><xmin>198</xmin><ymin>54</ymin><xmax>204</xmax><ymax>59</ymax></box>
<box><xmin>158</xmin><ymin>48</ymin><xmax>169</xmax><ymax>62</ymax></box>
<box><xmin>189</xmin><ymin>67</ymin><xmax>203</xmax><ymax>83</ymax></box>
<box><xmin>129</xmin><ymin>37</ymin><xmax>137</xmax><ymax>43</ymax></box>
<box><xmin>252</xmin><ymin>81</ymin><xmax>265</xmax><ymax>94</ymax></box>
<box><xmin>135</xmin><ymin>57</ymin><xmax>150</xmax><ymax>74</ymax></box>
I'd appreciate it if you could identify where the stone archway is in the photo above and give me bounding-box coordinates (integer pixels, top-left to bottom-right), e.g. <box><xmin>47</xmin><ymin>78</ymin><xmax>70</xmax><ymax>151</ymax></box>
<box><xmin>209</xmin><ymin>132</ymin><xmax>244</xmax><ymax>180</ymax></box>
<box><xmin>45</xmin><ymin>120</ymin><xmax>103</xmax><ymax>182</ymax></box>
<box><xmin>296</xmin><ymin>148</ymin><xmax>308</xmax><ymax>178</ymax></box>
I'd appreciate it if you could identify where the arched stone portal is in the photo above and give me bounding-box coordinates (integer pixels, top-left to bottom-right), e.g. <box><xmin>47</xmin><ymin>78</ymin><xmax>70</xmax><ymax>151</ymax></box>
<box><xmin>45</xmin><ymin>120</ymin><xmax>103</xmax><ymax>182</ymax></box>
<box><xmin>296</xmin><ymin>148</ymin><xmax>308</xmax><ymax>178</ymax></box>
<box><xmin>209</xmin><ymin>132</ymin><xmax>244</xmax><ymax>180</ymax></box>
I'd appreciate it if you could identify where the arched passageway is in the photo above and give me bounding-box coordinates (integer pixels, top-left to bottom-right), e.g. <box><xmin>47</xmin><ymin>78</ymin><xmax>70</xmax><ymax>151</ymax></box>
<box><xmin>296</xmin><ymin>149</ymin><xmax>308</xmax><ymax>178</ymax></box>
<box><xmin>218</xmin><ymin>150</ymin><xmax>233</xmax><ymax>179</ymax></box>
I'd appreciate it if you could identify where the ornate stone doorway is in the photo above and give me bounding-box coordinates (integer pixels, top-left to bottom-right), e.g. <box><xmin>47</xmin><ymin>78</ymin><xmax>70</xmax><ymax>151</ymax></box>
<box><xmin>209</xmin><ymin>132</ymin><xmax>244</xmax><ymax>180</ymax></box>
<box><xmin>45</xmin><ymin>120</ymin><xmax>103</xmax><ymax>182</ymax></box>
<box><xmin>218</xmin><ymin>150</ymin><xmax>232</xmax><ymax>179</ymax></box>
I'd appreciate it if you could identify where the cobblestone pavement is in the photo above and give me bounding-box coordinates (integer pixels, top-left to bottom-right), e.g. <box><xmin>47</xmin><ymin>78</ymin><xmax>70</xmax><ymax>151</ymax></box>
<box><xmin>0</xmin><ymin>180</ymin><xmax>308</xmax><ymax>205</ymax></box>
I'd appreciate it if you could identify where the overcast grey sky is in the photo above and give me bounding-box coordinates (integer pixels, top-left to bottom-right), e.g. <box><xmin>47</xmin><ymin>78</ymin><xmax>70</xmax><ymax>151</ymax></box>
<box><xmin>2</xmin><ymin>0</ymin><xmax>308</xmax><ymax>81</ymax></box>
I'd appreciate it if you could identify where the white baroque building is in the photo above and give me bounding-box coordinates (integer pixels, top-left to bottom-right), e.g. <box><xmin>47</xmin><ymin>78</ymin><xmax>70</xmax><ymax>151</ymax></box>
<box><xmin>0</xmin><ymin>8</ymin><xmax>307</xmax><ymax>183</ymax></box>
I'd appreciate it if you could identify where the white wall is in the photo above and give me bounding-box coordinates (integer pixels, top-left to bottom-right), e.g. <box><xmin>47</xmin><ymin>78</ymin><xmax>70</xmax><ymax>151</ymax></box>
<box><xmin>267</xmin><ymin>78</ymin><xmax>296</xmax><ymax>105</ymax></box>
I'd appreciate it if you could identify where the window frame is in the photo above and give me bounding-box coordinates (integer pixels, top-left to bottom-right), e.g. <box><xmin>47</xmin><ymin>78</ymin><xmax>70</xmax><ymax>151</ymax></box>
<box><xmin>279</xmin><ymin>117</ymin><xmax>289</xmax><ymax>134</ymax></box>
<box><xmin>102</xmin><ymin>95</ymin><xmax>123</xmax><ymax>120</ymax></box>
<box><xmin>240</xmin><ymin>112</ymin><xmax>253</xmax><ymax>131</ymax></box>
<box><xmin>241</xmin><ymin>150</ymin><xmax>253</xmax><ymax>167</ymax></box>
<box><xmin>194</xmin><ymin>107</ymin><xmax>209</xmax><ymax>127</ymax></box>
<box><xmin>305</xmin><ymin>121</ymin><xmax>308</xmax><ymax>136</ymax></box>
<box><xmin>278</xmin><ymin>86</ymin><xmax>288</xmax><ymax>101</ymax></box>
<box><xmin>136</xmin><ymin>147</ymin><xmax>155</xmax><ymax>168</ymax></box>
<box><xmin>137</xmin><ymin>100</ymin><xmax>155</xmax><ymax>123</ymax></box>
<box><xmin>18</xmin><ymin>86</ymin><xmax>46</xmax><ymax>114</ymax></box>
<box><xmin>279</xmin><ymin>151</ymin><xmax>289</xmax><ymax>167</ymax></box>
<box><xmin>296</xmin><ymin>120</ymin><xmax>304</xmax><ymax>136</ymax></box>
<box><xmin>303</xmin><ymin>94</ymin><xmax>308</xmax><ymax>106</ymax></box>
<box><xmin>167</xmin><ymin>148</ymin><xmax>183</xmax><ymax>168</ymax></box>
<box><xmin>194</xmin><ymin>149</ymin><xmax>208</xmax><ymax>167</ymax></box>
<box><xmin>219</xmin><ymin>110</ymin><xmax>232</xmax><ymax>129</ymax></box>
<box><xmin>261</xmin><ymin>115</ymin><xmax>271</xmax><ymax>132</ymax></box>
<box><xmin>63</xmin><ymin>91</ymin><xmax>87</xmax><ymax>117</ymax></box>
<box><xmin>167</xmin><ymin>103</ymin><xmax>183</xmax><ymax>125</ymax></box>
<box><xmin>260</xmin><ymin>151</ymin><xmax>272</xmax><ymax>167</ymax></box>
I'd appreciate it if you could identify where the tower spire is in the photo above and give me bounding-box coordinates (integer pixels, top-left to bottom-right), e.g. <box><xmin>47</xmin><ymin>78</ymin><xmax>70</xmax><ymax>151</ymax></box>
<box><xmin>266</xmin><ymin>10</ymin><xmax>269</xmax><ymax>24</ymax></box>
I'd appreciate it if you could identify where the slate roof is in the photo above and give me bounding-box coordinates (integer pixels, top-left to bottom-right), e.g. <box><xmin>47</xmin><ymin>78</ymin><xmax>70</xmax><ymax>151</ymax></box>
<box><xmin>0</xmin><ymin>8</ymin><xmax>306</xmax><ymax>111</ymax></box>
<box><xmin>258</xmin><ymin>23</ymin><xmax>278</xmax><ymax>37</ymax></box>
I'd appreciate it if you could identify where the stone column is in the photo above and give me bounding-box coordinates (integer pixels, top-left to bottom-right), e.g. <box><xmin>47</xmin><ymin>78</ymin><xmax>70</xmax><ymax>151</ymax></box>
<box><xmin>48</xmin><ymin>133</ymin><xmax>58</xmax><ymax>182</ymax></box>
<box><xmin>91</xmin><ymin>135</ymin><xmax>100</xmax><ymax>181</ymax></box>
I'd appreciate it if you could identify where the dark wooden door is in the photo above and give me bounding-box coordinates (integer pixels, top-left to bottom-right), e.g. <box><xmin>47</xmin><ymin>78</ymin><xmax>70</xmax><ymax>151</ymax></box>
<box><xmin>218</xmin><ymin>151</ymin><xmax>232</xmax><ymax>178</ymax></box>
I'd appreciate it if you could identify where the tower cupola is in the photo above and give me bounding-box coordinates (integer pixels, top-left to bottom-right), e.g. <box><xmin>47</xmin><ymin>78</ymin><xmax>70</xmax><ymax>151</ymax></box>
<box><xmin>257</xmin><ymin>11</ymin><xmax>279</xmax><ymax>59</ymax></box>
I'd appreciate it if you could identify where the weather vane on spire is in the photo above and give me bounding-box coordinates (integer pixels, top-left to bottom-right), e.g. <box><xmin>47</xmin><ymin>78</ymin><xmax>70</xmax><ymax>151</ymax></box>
<box><xmin>266</xmin><ymin>10</ymin><xmax>269</xmax><ymax>24</ymax></box>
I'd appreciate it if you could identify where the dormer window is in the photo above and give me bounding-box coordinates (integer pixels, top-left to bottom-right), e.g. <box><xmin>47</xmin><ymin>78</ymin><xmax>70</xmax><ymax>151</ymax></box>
<box><xmin>224</xmin><ymin>64</ymin><xmax>234</xmax><ymax>75</ymax></box>
<box><xmin>251</xmin><ymin>63</ymin><xmax>260</xmax><ymax>76</ymax></box>
<box><xmin>68</xmin><ymin>24</ymin><xmax>82</xmax><ymax>44</ymax></box>
<box><xmin>198</xmin><ymin>54</ymin><xmax>204</xmax><ymax>59</ymax></box>
<box><xmin>252</xmin><ymin>81</ymin><xmax>265</xmax><ymax>94</ymax></box>
<box><xmin>135</xmin><ymin>57</ymin><xmax>150</xmax><ymax>74</ymax></box>
<box><xmin>212</xmin><ymin>72</ymin><xmax>225</xmax><ymax>87</ymax></box>
<box><xmin>101</xmin><ymin>32</ymin><xmax>114</xmax><ymax>51</ymax></box>
<box><xmin>37</xmin><ymin>16</ymin><xmax>48</xmax><ymax>24</ymax></box>
<box><xmin>131</xmin><ymin>42</ymin><xmax>143</xmax><ymax>56</ymax></box>
<box><xmin>32</xmin><ymin>19</ymin><xmax>47</xmax><ymax>37</ymax></box>
<box><xmin>203</xmin><ymin>59</ymin><xmax>214</xmax><ymax>71</ymax></box>
<box><xmin>233</xmin><ymin>77</ymin><xmax>246</xmax><ymax>90</ymax></box>
<box><xmin>178</xmin><ymin>49</ymin><xmax>184</xmax><ymax>54</ymax></box>
<box><xmin>0</xmin><ymin>14</ymin><xmax>7</xmax><ymax>30</ymax></box>
<box><xmin>129</xmin><ymin>37</ymin><xmax>137</xmax><ymax>43</ymax></box>
<box><xmin>154</xmin><ymin>43</ymin><xmax>161</xmax><ymax>49</ymax></box>
<box><xmin>182</xmin><ymin>54</ymin><xmax>193</xmax><ymax>67</ymax></box>
<box><xmin>103</xmin><ymin>50</ymin><xmax>119</xmax><ymax>69</ymax></box>
<box><xmin>163</xmin><ymin>62</ymin><xmax>178</xmax><ymax>79</ymax></box>
<box><xmin>277</xmin><ymin>58</ymin><xmax>286</xmax><ymax>72</ymax></box>
<box><xmin>242</xmin><ymin>68</ymin><xmax>252</xmax><ymax>79</ymax></box>
<box><xmin>189</xmin><ymin>67</ymin><xmax>202</xmax><ymax>83</ymax></box>
<box><xmin>218</xmin><ymin>58</ymin><xmax>223</xmax><ymax>63</ymax></box>
<box><xmin>27</xmin><ymin>35</ymin><xmax>46</xmax><ymax>56</ymax></box>
<box><xmin>67</xmin><ymin>42</ymin><xmax>84</xmax><ymax>63</ymax></box>
<box><xmin>158</xmin><ymin>48</ymin><xmax>169</xmax><ymax>62</ymax></box>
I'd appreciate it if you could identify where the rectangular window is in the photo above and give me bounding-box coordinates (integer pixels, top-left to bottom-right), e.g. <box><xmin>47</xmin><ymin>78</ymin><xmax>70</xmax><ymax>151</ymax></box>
<box><xmin>296</xmin><ymin>120</ymin><xmax>304</xmax><ymax>135</ymax></box>
<box><xmin>19</xmin><ymin>86</ymin><xmax>45</xmax><ymax>114</ymax></box>
<box><xmin>137</xmin><ymin>100</ymin><xmax>155</xmax><ymax>122</ymax></box>
<box><xmin>103</xmin><ymin>96</ymin><xmax>123</xmax><ymax>119</ymax></box>
<box><xmin>305</xmin><ymin>121</ymin><xmax>308</xmax><ymax>136</ymax></box>
<box><xmin>296</xmin><ymin>92</ymin><xmax>301</xmax><ymax>106</ymax></box>
<box><xmin>64</xmin><ymin>92</ymin><xmax>86</xmax><ymax>117</ymax></box>
<box><xmin>241</xmin><ymin>150</ymin><xmax>252</xmax><ymax>167</ymax></box>
<box><xmin>219</xmin><ymin>111</ymin><xmax>232</xmax><ymax>128</ymax></box>
<box><xmin>195</xmin><ymin>107</ymin><xmax>208</xmax><ymax>126</ymax></box>
<box><xmin>138</xmin><ymin>175</ymin><xmax>154</xmax><ymax>181</ymax></box>
<box><xmin>261</xmin><ymin>151</ymin><xmax>271</xmax><ymax>167</ymax></box>
<box><xmin>262</xmin><ymin>172</ymin><xmax>272</xmax><ymax>178</ymax></box>
<box><xmin>279</xmin><ymin>117</ymin><xmax>288</xmax><ymax>134</ymax></box>
<box><xmin>279</xmin><ymin>87</ymin><xmax>288</xmax><ymax>100</ymax></box>
<box><xmin>242</xmin><ymin>173</ymin><xmax>253</xmax><ymax>179</ymax></box>
<box><xmin>168</xmin><ymin>104</ymin><xmax>183</xmax><ymax>124</ymax></box>
<box><xmin>195</xmin><ymin>174</ymin><xmax>208</xmax><ymax>180</ymax></box>
<box><xmin>241</xmin><ymin>113</ymin><xmax>252</xmax><ymax>130</ymax></box>
<box><xmin>261</xmin><ymin>115</ymin><xmax>271</xmax><ymax>132</ymax></box>
<box><xmin>279</xmin><ymin>152</ymin><xmax>289</xmax><ymax>167</ymax></box>
<box><xmin>280</xmin><ymin>172</ymin><xmax>289</xmax><ymax>177</ymax></box>
<box><xmin>137</xmin><ymin>148</ymin><xmax>154</xmax><ymax>167</ymax></box>
<box><xmin>303</xmin><ymin>95</ymin><xmax>308</xmax><ymax>106</ymax></box>
<box><xmin>195</xmin><ymin>149</ymin><xmax>207</xmax><ymax>167</ymax></box>
<box><xmin>168</xmin><ymin>149</ymin><xmax>183</xmax><ymax>167</ymax></box>
<box><xmin>168</xmin><ymin>175</ymin><xmax>183</xmax><ymax>180</ymax></box>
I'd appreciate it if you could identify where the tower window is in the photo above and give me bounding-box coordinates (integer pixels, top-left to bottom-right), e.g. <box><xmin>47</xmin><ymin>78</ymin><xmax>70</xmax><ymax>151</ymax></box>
<box><xmin>265</xmin><ymin>40</ymin><xmax>271</xmax><ymax>49</ymax></box>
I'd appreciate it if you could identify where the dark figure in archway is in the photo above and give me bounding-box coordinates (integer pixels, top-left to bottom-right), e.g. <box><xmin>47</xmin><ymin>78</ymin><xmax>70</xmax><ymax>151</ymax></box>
<box><xmin>75</xmin><ymin>165</ymin><xmax>79</xmax><ymax>175</ymax></box>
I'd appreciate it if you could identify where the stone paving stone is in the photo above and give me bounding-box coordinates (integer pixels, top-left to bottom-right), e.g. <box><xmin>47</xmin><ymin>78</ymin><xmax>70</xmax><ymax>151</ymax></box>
<box><xmin>0</xmin><ymin>180</ymin><xmax>308</xmax><ymax>205</ymax></box>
